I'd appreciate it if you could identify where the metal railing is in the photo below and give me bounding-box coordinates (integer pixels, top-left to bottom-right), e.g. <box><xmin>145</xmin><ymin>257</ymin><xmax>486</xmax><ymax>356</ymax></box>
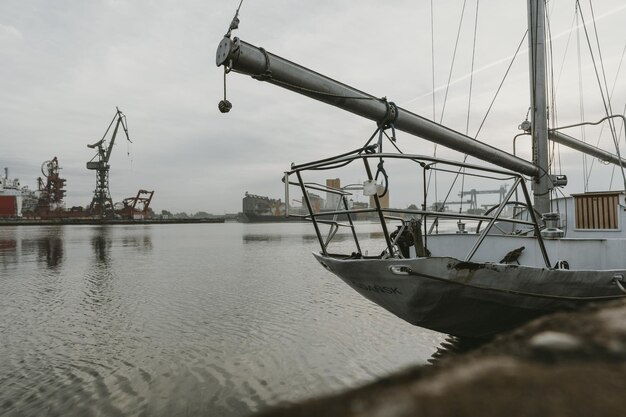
<box><xmin>283</xmin><ymin>152</ymin><xmax>550</xmax><ymax>267</ymax></box>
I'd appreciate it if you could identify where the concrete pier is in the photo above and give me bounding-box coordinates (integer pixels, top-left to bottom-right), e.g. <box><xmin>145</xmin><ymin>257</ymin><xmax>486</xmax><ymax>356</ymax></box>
<box><xmin>258</xmin><ymin>299</ymin><xmax>626</xmax><ymax>417</ymax></box>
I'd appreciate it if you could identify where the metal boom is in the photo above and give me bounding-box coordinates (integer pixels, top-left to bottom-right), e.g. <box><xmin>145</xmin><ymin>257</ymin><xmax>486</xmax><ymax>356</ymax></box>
<box><xmin>216</xmin><ymin>37</ymin><xmax>540</xmax><ymax>178</ymax></box>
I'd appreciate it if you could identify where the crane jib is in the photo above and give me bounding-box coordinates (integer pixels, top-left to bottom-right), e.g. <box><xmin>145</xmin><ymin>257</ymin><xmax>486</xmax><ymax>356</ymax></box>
<box><xmin>215</xmin><ymin>36</ymin><xmax>540</xmax><ymax>178</ymax></box>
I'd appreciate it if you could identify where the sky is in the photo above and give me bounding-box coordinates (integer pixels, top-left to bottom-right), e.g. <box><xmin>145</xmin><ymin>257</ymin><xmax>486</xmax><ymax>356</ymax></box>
<box><xmin>1</xmin><ymin>0</ymin><xmax>626</xmax><ymax>214</ymax></box>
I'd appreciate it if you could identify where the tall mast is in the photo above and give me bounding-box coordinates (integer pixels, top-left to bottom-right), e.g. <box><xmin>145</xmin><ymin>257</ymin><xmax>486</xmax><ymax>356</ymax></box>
<box><xmin>527</xmin><ymin>0</ymin><xmax>551</xmax><ymax>214</ymax></box>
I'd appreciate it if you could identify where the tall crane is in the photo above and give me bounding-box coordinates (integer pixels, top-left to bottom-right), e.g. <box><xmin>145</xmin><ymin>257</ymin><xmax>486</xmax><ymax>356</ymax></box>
<box><xmin>86</xmin><ymin>107</ymin><xmax>131</xmax><ymax>218</ymax></box>
<box><xmin>459</xmin><ymin>185</ymin><xmax>508</xmax><ymax>210</ymax></box>
<box><xmin>37</xmin><ymin>157</ymin><xmax>67</xmax><ymax>215</ymax></box>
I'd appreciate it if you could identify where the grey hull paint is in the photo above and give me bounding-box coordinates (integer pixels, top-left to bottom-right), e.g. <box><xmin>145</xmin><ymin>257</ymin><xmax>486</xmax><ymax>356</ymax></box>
<box><xmin>313</xmin><ymin>253</ymin><xmax>625</xmax><ymax>338</ymax></box>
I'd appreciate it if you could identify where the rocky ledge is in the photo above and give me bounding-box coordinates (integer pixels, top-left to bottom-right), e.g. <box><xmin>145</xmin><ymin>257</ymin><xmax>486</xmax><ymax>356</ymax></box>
<box><xmin>258</xmin><ymin>299</ymin><xmax>626</xmax><ymax>417</ymax></box>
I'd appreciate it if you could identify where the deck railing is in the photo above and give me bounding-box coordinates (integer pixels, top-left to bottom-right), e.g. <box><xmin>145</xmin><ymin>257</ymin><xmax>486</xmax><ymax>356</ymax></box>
<box><xmin>283</xmin><ymin>152</ymin><xmax>550</xmax><ymax>266</ymax></box>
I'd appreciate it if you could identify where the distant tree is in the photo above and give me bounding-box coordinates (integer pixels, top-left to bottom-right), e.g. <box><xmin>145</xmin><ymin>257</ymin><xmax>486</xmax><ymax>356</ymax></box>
<box><xmin>193</xmin><ymin>211</ymin><xmax>210</xmax><ymax>218</ymax></box>
<box><xmin>407</xmin><ymin>204</ymin><xmax>418</xmax><ymax>210</ymax></box>
<box><xmin>161</xmin><ymin>210</ymin><xmax>172</xmax><ymax>216</ymax></box>
<box><xmin>175</xmin><ymin>212</ymin><xmax>189</xmax><ymax>219</ymax></box>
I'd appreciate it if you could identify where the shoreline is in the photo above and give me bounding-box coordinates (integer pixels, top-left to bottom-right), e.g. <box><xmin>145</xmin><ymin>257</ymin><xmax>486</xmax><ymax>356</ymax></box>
<box><xmin>0</xmin><ymin>218</ymin><xmax>226</xmax><ymax>226</ymax></box>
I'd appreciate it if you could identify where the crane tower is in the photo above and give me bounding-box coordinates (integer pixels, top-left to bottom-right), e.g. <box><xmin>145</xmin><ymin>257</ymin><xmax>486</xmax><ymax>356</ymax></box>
<box><xmin>86</xmin><ymin>107</ymin><xmax>131</xmax><ymax>218</ymax></box>
<box><xmin>37</xmin><ymin>157</ymin><xmax>67</xmax><ymax>214</ymax></box>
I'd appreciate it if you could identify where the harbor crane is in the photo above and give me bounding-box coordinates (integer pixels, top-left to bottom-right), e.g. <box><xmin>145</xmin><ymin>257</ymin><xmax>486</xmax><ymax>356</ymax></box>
<box><xmin>117</xmin><ymin>189</ymin><xmax>154</xmax><ymax>220</ymax></box>
<box><xmin>37</xmin><ymin>157</ymin><xmax>66</xmax><ymax>214</ymax></box>
<box><xmin>458</xmin><ymin>185</ymin><xmax>508</xmax><ymax>211</ymax></box>
<box><xmin>86</xmin><ymin>107</ymin><xmax>131</xmax><ymax>218</ymax></box>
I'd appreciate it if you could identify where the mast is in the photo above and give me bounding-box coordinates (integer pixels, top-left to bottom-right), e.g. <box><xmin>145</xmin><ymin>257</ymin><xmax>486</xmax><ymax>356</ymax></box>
<box><xmin>527</xmin><ymin>0</ymin><xmax>551</xmax><ymax>214</ymax></box>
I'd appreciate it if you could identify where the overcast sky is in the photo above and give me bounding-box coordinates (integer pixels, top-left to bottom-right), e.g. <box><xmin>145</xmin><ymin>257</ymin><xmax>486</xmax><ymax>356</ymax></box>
<box><xmin>1</xmin><ymin>0</ymin><xmax>625</xmax><ymax>214</ymax></box>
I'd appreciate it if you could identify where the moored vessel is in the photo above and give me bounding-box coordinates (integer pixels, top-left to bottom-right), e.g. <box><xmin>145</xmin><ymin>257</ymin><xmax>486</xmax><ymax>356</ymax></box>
<box><xmin>217</xmin><ymin>1</ymin><xmax>626</xmax><ymax>338</ymax></box>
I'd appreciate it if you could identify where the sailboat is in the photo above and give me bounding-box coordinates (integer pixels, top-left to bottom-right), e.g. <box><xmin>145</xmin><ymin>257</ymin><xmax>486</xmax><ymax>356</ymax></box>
<box><xmin>216</xmin><ymin>1</ymin><xmax>626</xmax><ymax>339</ymax></box>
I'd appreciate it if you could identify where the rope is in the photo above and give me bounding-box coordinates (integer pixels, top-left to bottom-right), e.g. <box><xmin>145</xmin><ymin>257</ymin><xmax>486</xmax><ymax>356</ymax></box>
<box><xmin>252</xmin><ymin>47</ymin><xmax>272</xmax><ymax>81</ymax></box>
<box><xmin>374</xmin><ymin>160</ymin><xmax>389</xmax><ymax>198</ymax></box>
<box><xmin>218</xmin><ymin>66</ymin><xmax>233</xmax><ymax>113</ymax></box>
<box><xmin>269</xmin><ymin>77</ymin><xmax>383</xmax><ymax>101</ymax></box>
<box><xmin>378</xmin><ymin>98</ymin><xmax>399</xmax><ymax>129</ymax></box>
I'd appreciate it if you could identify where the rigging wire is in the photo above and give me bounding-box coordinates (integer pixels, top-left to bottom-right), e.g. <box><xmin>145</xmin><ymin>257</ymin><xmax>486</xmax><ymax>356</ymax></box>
<box><xmin>575</xmin><ymin>6</ymin><xmax>589</xmax><ymax>191</ymax></box>
<box><xmin>439</xmin><ymin>0</ymin><xmax>469</xmax><ymax>126</ymax></box>
<box><xmin>611</xmin><ymin>103</ymin><xmax>626</xmax><ymax>189</ymax></box>
<box><xmin>426</xmin><ymin>1</ymin><xmax>470</xmax><ymax>213</ymax></box>
<box><xmin>608</xmin><ymin>40</ymin><xmax>626</xmax><ymax>188</ymax></box>
<box><xmin>554</xmin><ymin>12</ymin><xmax>578</xmax><ymax>93</ymax></box>
<box><xmin>465</xmin><ymin>0</ymin><xmax>479</xmax><ymax>136</ymax></box>
<box><xmin>474</xmin><ymin>31</ymin><xmax>528</xmax><ymax>138</ymax></box>
<box><xmin>430</xmin><ymin>0</ymin><xmax>436</xmax><ymax>122</ymax></box>
<box><xmin>587</xmin><ymin>0</ymin><xmax>619</xmax><ymax>146</ymax></box>
<box><xmin>576</xmin><ymin>0</ymin><xmax>623</xmax><ymax>191</ymax></box>
<box><xmin>552</xmin><ymin>11</ymin><xmax>579</xmax><ymax>182</ymax></box>
<box><xmin>546</xmin><ymin>3</ymin><xmax>567</xmax><ymax>212</ymax></box>
<box><xmin>429</xmin><ymin>0</ymin><xmax>438</xmax><ymax>213</ymax></box>
<box><xmin>435</xmin><ymin>24</ymin><xmax>526</xmax><ymax>216</ymax></box>
<box><xmin>460</xmin><ymin>0</ymin><xmax>480</xmax><ymax>214</ymax></box>
<box><xmin>585</xmin><ymin>7</ymin><xmax>626</xmax><ymax>188</ymax></box>
<box><xmin>425</xmin><ymin>0</ymin><xmax>491</xmax><ymax>217</ymax></box>
<box><xmin>546</xmin><ymin>6</ymin><xmax>557</xmax><ymax>174</ymax></box>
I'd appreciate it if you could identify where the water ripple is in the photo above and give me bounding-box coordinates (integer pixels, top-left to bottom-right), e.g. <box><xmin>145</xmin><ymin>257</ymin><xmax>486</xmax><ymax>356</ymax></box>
<box><xmin>0</xmin><ymin>223</ymin><xmax>442</xmax><ymax>416</ymax></box>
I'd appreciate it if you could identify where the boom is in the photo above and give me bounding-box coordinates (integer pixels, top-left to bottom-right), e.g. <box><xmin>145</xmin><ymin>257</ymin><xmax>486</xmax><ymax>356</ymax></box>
<box><xmin>216</xmin><ymin>36</ymin><xmax>540</xmax><ymax>178</ymax></box>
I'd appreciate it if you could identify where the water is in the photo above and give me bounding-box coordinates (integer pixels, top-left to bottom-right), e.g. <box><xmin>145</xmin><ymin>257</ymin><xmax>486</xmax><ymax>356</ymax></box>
<box><xmin>0</xmin><ymin>222</ymin><xmax>443</xmax><ymax>416</ymax></box>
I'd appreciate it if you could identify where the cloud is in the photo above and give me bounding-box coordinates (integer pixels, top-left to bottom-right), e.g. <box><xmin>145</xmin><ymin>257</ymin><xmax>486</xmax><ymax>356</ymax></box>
<box><xmin>1</xmin><ymin>0</ymin><xmax>625</xmax><ymax>214</ymax></box>
<box><xmin>0</xmin><ymin>23</ymin><xmax>23</xmax><ymax>41</ymax></box>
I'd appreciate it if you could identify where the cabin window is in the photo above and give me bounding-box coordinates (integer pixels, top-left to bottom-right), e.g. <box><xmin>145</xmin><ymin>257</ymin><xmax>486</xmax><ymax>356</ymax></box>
<box><xmin>574</xmin><ymin>192</ymin><xmax>620</xmax><ymax>229</ymax></box>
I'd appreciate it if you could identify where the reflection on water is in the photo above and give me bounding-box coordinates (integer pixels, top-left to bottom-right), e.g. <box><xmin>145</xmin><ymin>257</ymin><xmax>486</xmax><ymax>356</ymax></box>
<box><xmin>92</xmin><ymin>226</ymin><xmax>112</xmax><ymax>264</ymax></box>
<box><xmin>122</xmin><ymin>235</ymin><xmax>153</xmax><ymax>252</ymax></box>
<box><xmin>0</xmin><ymin>226</ymin><xmax>65</xmax><ymax>270</ymax></box>
<box><xmin>0</xmin><ymin>223</ymin><xmax>442</xmax><ymax>417</ymax></box>
<box><xmin>37</xmin><ymin>227</ymin><xmax>64</xmax><ymax>269</ymax></box>
<box><xmin>243</xmin><ymin>233</ymin><xmax>282</xmax><ymax>243</ymax></box>
<box><xmin>86</xmin><ymin>227</ymin><xmax>115</xmax><ymax>308</ymax></box>
<box><xmin>0</xmin><ymin>238</ymin><xmax>17</xmax><ymax>269</ymax></box>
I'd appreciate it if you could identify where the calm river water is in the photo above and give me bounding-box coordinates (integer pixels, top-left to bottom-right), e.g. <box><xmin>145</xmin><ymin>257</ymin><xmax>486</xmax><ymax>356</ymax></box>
<box><xmin>0</xmin><ymin>222</ymin><xmax>443</xmax><ymax>416</ymax></box>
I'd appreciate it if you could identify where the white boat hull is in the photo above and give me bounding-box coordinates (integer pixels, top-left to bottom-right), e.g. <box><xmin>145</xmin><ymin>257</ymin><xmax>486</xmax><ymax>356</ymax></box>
<box><xmin>313</xmin><ymin>253</ymin><xmax>625</xmax><ymax>338</ymax></box>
